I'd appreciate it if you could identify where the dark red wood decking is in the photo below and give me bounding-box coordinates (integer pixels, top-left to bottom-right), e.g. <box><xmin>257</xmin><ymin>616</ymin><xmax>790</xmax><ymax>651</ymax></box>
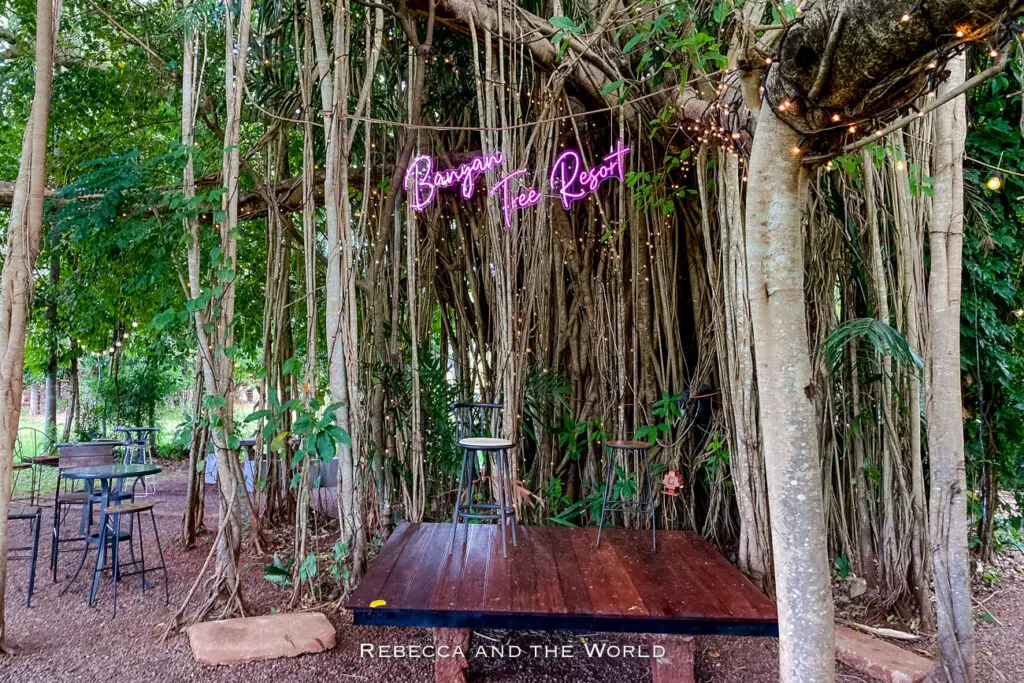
<box><xmin>347</xmin><ymin>522</ymin><xmax>778</xmax><ymax>637</ymax></box>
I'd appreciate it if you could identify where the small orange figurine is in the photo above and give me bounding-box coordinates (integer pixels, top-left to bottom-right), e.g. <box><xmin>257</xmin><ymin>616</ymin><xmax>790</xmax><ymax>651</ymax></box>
<box><xmin>662</xmin><ymin>470</ymin><xmax>684</xmax><ymax>496</ymax></box>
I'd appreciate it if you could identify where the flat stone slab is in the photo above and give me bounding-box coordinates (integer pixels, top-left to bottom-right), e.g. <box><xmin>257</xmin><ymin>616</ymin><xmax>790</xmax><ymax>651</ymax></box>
<box><xmin>188</xmin><ymin>612</ymin><xmax>336</xmax><ymax>666</ymax></box>
<box><xmin>836</xmin><ymin>625</ymin><xmax>933</xmax><ymax>683</ymax></box>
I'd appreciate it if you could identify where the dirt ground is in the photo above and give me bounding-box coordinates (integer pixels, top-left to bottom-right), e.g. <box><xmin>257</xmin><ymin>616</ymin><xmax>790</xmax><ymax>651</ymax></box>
<box><xmin>2</xmin><ymin>464</ymin><xmax>1021</xmax><ymax>682</ymax></box>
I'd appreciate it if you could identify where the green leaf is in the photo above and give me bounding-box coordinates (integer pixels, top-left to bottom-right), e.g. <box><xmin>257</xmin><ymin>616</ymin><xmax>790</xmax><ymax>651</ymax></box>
<box><xmin>622</xmin><ymin>34</ymin><xmax>644</xmax><ymax>54</ymax></box>
<box><xmin>823</xmin><ymin>318</ymin><xmax>922</xmax><ymax>378</ymax></box>
<box><xmin>550</xmin><ymin>16</ymin><xmax>576</xmax><ymax>31</ymax></box>
<box><xmin>282</xmin><ymin>356</ymin><xmax>302</xmax><ymax>375</ymax></box>
<box><xmin>203</xmin><ymin>394</ymin><xmax>227</xmax><ymax>409</ymax></box>
<box><xmin>601</xmin><ymin>79</ymin><xmax>625</xmax><ymax>96</ymax></box>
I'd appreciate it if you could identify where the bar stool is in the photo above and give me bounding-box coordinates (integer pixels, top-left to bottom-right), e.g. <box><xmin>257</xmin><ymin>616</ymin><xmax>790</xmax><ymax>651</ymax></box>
<box><xmin>447</xmin><ymin>402</ymin><xmax>518</xmax><ymax>557</ymax></box>
<box><xmin>11</xmin><ymin>462</ymin><xmax>32</xmax><ymax>505</ymax></box>
<box><xmin>596</xmin><ymin>440</ymin><xmax>656</xmax><ymax>552</ymax></box>
<box><xmin>7</xmin><ymin>505</ymin><xmax>42</xmax><ymax>606</ymax></box>
<box><xmin>51</xmin><ymin>442</ymin><xmax>127</xmax><ymax>581</ymax></box>
<box><xmin>101</xmin><ymin>501</ymin><xmax>169</xmax><ymax>618</ymax></box>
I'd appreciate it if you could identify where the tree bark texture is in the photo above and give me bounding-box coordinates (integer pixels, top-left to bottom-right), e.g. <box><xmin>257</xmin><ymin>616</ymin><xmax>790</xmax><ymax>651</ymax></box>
<box><xmin>926</xmin><ymin>55</ymin><xmax>974</xmax><ymax>683</ymax></box>
<box><xmin>0</xmin><ymin>0</ymin><xmax>60</xmax><ymax>649</ymax></box>
<box><xmin>744</xmin><ymin>111</ymin><xmax>834</xmax><ymax>682</ymax></box>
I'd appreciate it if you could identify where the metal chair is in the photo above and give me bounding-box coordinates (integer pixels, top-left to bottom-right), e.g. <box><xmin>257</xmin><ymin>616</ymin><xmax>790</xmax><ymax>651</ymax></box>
<box><xmin>115</xmin><ymin>427</ymin><xmax>159</xmax><ymax>495</ymax></box>
<box><xmin>447</xmin><ymin>403</ymin><xmax>518</xmax><ymax>557</ymax></box>
<box><xmin>596</xmin><ymin>440</ymin><xmax>657</xmax><ymax>552</ymax></box>
<box><xmin>11</xmin><ymin>462</ymin><xmax>32</xmax><ymax>505</ymax></box>
<box><xmin>50</xmin><ymin>442</ymin><xmax>125</xmax><ymax>580</ymax></box>
<box><xmin>13</xmin><ymin>427</ymin><xmax>56</xmax><ymax>506</ymax></box>
<box><xmin>7</xmin><ymin>505</ymin><xmax>42</xmax><ymax>607</ymax></box>
<box><xmin>101</xmin><ymin>501</ymin><xmax>169</xmax><ymax>618</ymax></box>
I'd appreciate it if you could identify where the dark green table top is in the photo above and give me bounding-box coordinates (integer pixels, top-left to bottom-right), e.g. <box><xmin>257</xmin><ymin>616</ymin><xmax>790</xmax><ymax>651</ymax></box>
<box><xmin>61</xmin><ymin>463</ymin><xmax>162</xmax><ymax>480</ymax></box>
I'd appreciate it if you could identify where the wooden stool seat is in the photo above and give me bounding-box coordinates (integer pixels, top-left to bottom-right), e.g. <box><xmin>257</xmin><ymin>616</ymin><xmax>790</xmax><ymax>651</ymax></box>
<box><xmin>8</xmin><ymin>505</ymin><xmax>42</xmax><ymax>519</ymax></box>
<box><xmin>457</xmin><ymin>436</ymin><xmax>514</xmax><ymax>449</ymax></box>
<box><xmin>605</xmin><ymin>439</ymin><xmax>651</xmax><ymax>449</ymax></box>
<box><xmin>103</xmin><ymin>501</ymin><xmax>154</xmax><ymax>515</ymax></box>
<box><xmin>57</xmin><ymin>492</ymin><xmax>90</xmax><ymax>504</ymax></box>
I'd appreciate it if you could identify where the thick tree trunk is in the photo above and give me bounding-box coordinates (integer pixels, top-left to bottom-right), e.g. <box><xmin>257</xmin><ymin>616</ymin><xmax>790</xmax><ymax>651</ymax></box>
<box><xmin>0</xmin><ymin>0</ymin><xmax>60</xmax><ymax>649</ymax></box>
<box><xmin>744</xmin><ymin>111</ymin><xmax>834</xmax><ymax>682</ymax></box>
<box><xmin>926</xmin><ymin>55</ymin><xmax>974</xmax><ymax>683</ymax></box>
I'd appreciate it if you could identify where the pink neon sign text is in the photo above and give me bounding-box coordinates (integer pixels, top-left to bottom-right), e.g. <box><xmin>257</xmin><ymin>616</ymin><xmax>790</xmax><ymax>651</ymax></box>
<box><xmin>404</xmin><ymin>151</ymin><xmax>505</xmax><ymax>211</ymax></box>
<box><xmin>490</xmin><ymin>170</ymin><xmax>542</xmax><ymax>229</ymax></box>
<box><xmin>549</xmin><ymin>140</ymin><xmax>631</xmax><ymax>210</ymax></box>
<box><xmin>403</xmin><ymin>141</ymin><xmax>630</xmax><ymax>227</ymax></box>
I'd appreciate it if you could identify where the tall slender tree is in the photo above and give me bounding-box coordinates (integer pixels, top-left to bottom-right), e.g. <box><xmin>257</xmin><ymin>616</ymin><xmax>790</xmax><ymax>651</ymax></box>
<box><xmin>927</xmin><ymin>55</ymin><xmax>975</xmax><ymax>682</ymax></box>
<box><xmin>0</xmin><ymin>0</ymin><xmax>61</xmax><ymax>649</ymax></box>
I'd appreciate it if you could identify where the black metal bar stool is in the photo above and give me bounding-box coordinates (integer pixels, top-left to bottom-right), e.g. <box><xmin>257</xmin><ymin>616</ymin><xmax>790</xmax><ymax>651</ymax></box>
<box><xmin>447</xmin><ymin>402</ymin><xmax>518</xmax><ymax>557</ymax></box>
<box><xmin>11</xmin><ymin>461</ymin><xmax>32</xmax><ymax>505</ymax></box>
<box><xmin>596</xmin><ymin>440</ymin><xmax>656</xmax><ymax>552</ymax></box>
<box><xmin>7</xmin><ymin>505</ymin><xmax>42</xmax><ymax>606</ymax></box>
<box><xmin>101</xmin><ymin>501</ymin><xmax>169</xmax><ymax>618</ymax></box>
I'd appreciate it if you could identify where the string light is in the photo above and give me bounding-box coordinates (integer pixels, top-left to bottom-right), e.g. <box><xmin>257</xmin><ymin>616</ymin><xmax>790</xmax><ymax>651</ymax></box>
<box><xmin>900</xmin><ymin>13</ymin><xmax>911</xmax><ymax>22</ymax></box>
<box><xmin>986</xmin><ymin>175</ymin><xmax>1002</xmax><ymax>191</ymax></box>
<box><xmin>831</xmin><ymin>113</ymin><xmax>841</xmax><ymax>122</ymax></box>
<box><xmin>895</xmin><ymin>160</ymin><xmax>905</xmax><ymax>171</ymax></box>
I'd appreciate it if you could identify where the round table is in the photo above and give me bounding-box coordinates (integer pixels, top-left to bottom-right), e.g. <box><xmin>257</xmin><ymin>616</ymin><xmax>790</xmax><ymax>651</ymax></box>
<box><xmin>60</xmin><ymin>463</ymin><xmax>162</xmax><ymax>605</ymax></box>
<box><xmin>113</xmin><ymin>426</ymin><xmax>160</xmax><ymax>443</ymax></box>
<box><xmin>114</xmin><ymin>427</ymin><xmax>160</xmax><ymax>464</ymax></box>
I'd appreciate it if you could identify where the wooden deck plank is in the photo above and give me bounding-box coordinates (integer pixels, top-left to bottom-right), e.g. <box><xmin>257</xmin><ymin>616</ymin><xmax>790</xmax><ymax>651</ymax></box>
<box><xmin>654</xmin><ymin>531</ymin><xmax>736</xmax><ymax>617</ymax></box>
<box><xmin>509</xmin><ymin>525</ymin><xmax>538</xmax><ymax>613</ymax></box>
<box><xmin>604</xmin><ymin>528</ymin><xmax>681</xmax><ymax>618</ymax></box>
<box><xmin>519</xmin><ymin>526</ymin><xmax>568</xmax><ymax>614</ymax></box>
<box><xmin>552</xmin><ymin>526</ymin><xmax>593</xmax><ymax>615</ymax></box>
<box><xmin>483</xmin><ymin>525</ymin><xmax>513</xmax><ymax>612</ymax></box>
<box><xmin>569</xmin><ymin>526</ymin><xmax>627</xmax><ymax>615</ymax></box>
<box><xmin>586</xmin><ymin>527</ymin><xmax>649</xmax><ymax>616</ymax></box>
<box><xmin>679</xmin><ymin>532</ymin><xmax>775</xmax><ymax>618</ymax></box>
<box><xmin>429</xmin><ymin>529</ymin><xmax>471</xmax><ymax>611</ymax></box>
<box><xmin>347</xmin><ymin>523</ymin><xmax>777</xmax><ymax>636</ymax></box>
<box><xmin>389</xmin><ymin>523</ymin><xmax>443</xmax><ymax>609</ymax></box>
<box><xmin>402</xmin><ymin>523</ymin><xmax>450</xmax><ymax>610</ymax></box>
<box><xmin>664</xmin><ymin>532</ymin><xmax>761</xmax><ymax>619</ymax></box>
<box><xmin>454</xmin><ymin>523</ymin><xmax>491</xmax><ymax>610</ymax></box>
<box><xmin>347</xmin><ymin>522</ymin><xmax>417</xmax><ymax>608</ymax></box>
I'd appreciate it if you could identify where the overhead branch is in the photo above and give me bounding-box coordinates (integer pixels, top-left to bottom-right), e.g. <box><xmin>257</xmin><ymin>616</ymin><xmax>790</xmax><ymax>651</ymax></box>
<box><xmin>427</xmin><ymin>0</ymin><xmax>1020</xmax><ymax>157</ymax></box>
<box><xmin>765</xmin><ymin>0</ymin><xmax>1022</xmax><ymax>147</ymax></box>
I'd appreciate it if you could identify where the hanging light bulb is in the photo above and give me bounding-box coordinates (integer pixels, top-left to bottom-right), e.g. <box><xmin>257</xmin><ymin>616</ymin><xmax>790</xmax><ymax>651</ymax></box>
<box><xmin>986</xmin><ymin>175</ymin><xmax>1002</xmax><ymax>191</ymax></box>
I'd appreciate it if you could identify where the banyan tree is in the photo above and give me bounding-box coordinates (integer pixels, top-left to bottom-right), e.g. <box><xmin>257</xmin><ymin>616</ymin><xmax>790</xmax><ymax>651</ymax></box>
<box><xmin>1</xmin><ymin>0</ymin><xmax>1022</xmax><ymax>680</ymax></box>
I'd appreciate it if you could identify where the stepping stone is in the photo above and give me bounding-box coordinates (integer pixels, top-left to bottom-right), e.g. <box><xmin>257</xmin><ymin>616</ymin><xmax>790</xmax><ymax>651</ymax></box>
<box><xmin>835</xmin><ymin>625</ymin><xmax>933</xmax><ymax>683</ymax></box>
<box><xmin>188</xmin><ymin>612</ymin><xmax>336</xmax><ymax>666</ymax></box>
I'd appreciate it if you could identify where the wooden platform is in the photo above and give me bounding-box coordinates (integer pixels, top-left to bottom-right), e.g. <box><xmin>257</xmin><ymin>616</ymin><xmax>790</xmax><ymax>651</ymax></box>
<box><xmin>348</xmin><ymin>522</ymin><xmax>778</xmax><ymax>637</ymax></box>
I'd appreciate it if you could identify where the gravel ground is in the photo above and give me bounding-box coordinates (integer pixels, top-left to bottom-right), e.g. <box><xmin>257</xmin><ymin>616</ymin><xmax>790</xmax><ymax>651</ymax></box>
<box><xmin>6</xmin><ymin>464</ymin><xmax>1018</xmax><ymax>682</ymax></box>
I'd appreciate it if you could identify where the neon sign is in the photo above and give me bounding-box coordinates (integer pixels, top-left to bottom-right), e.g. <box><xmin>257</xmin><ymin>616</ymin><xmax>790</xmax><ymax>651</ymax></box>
<box><xmin>549</xmin><ymin>140</ymin><xmax>630</xmax><ymax>210</ymax></box>
<box><xmin>403</xmin><ymin>141</ymin><xmax>631</xmax><ymax>228</ymax></box>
